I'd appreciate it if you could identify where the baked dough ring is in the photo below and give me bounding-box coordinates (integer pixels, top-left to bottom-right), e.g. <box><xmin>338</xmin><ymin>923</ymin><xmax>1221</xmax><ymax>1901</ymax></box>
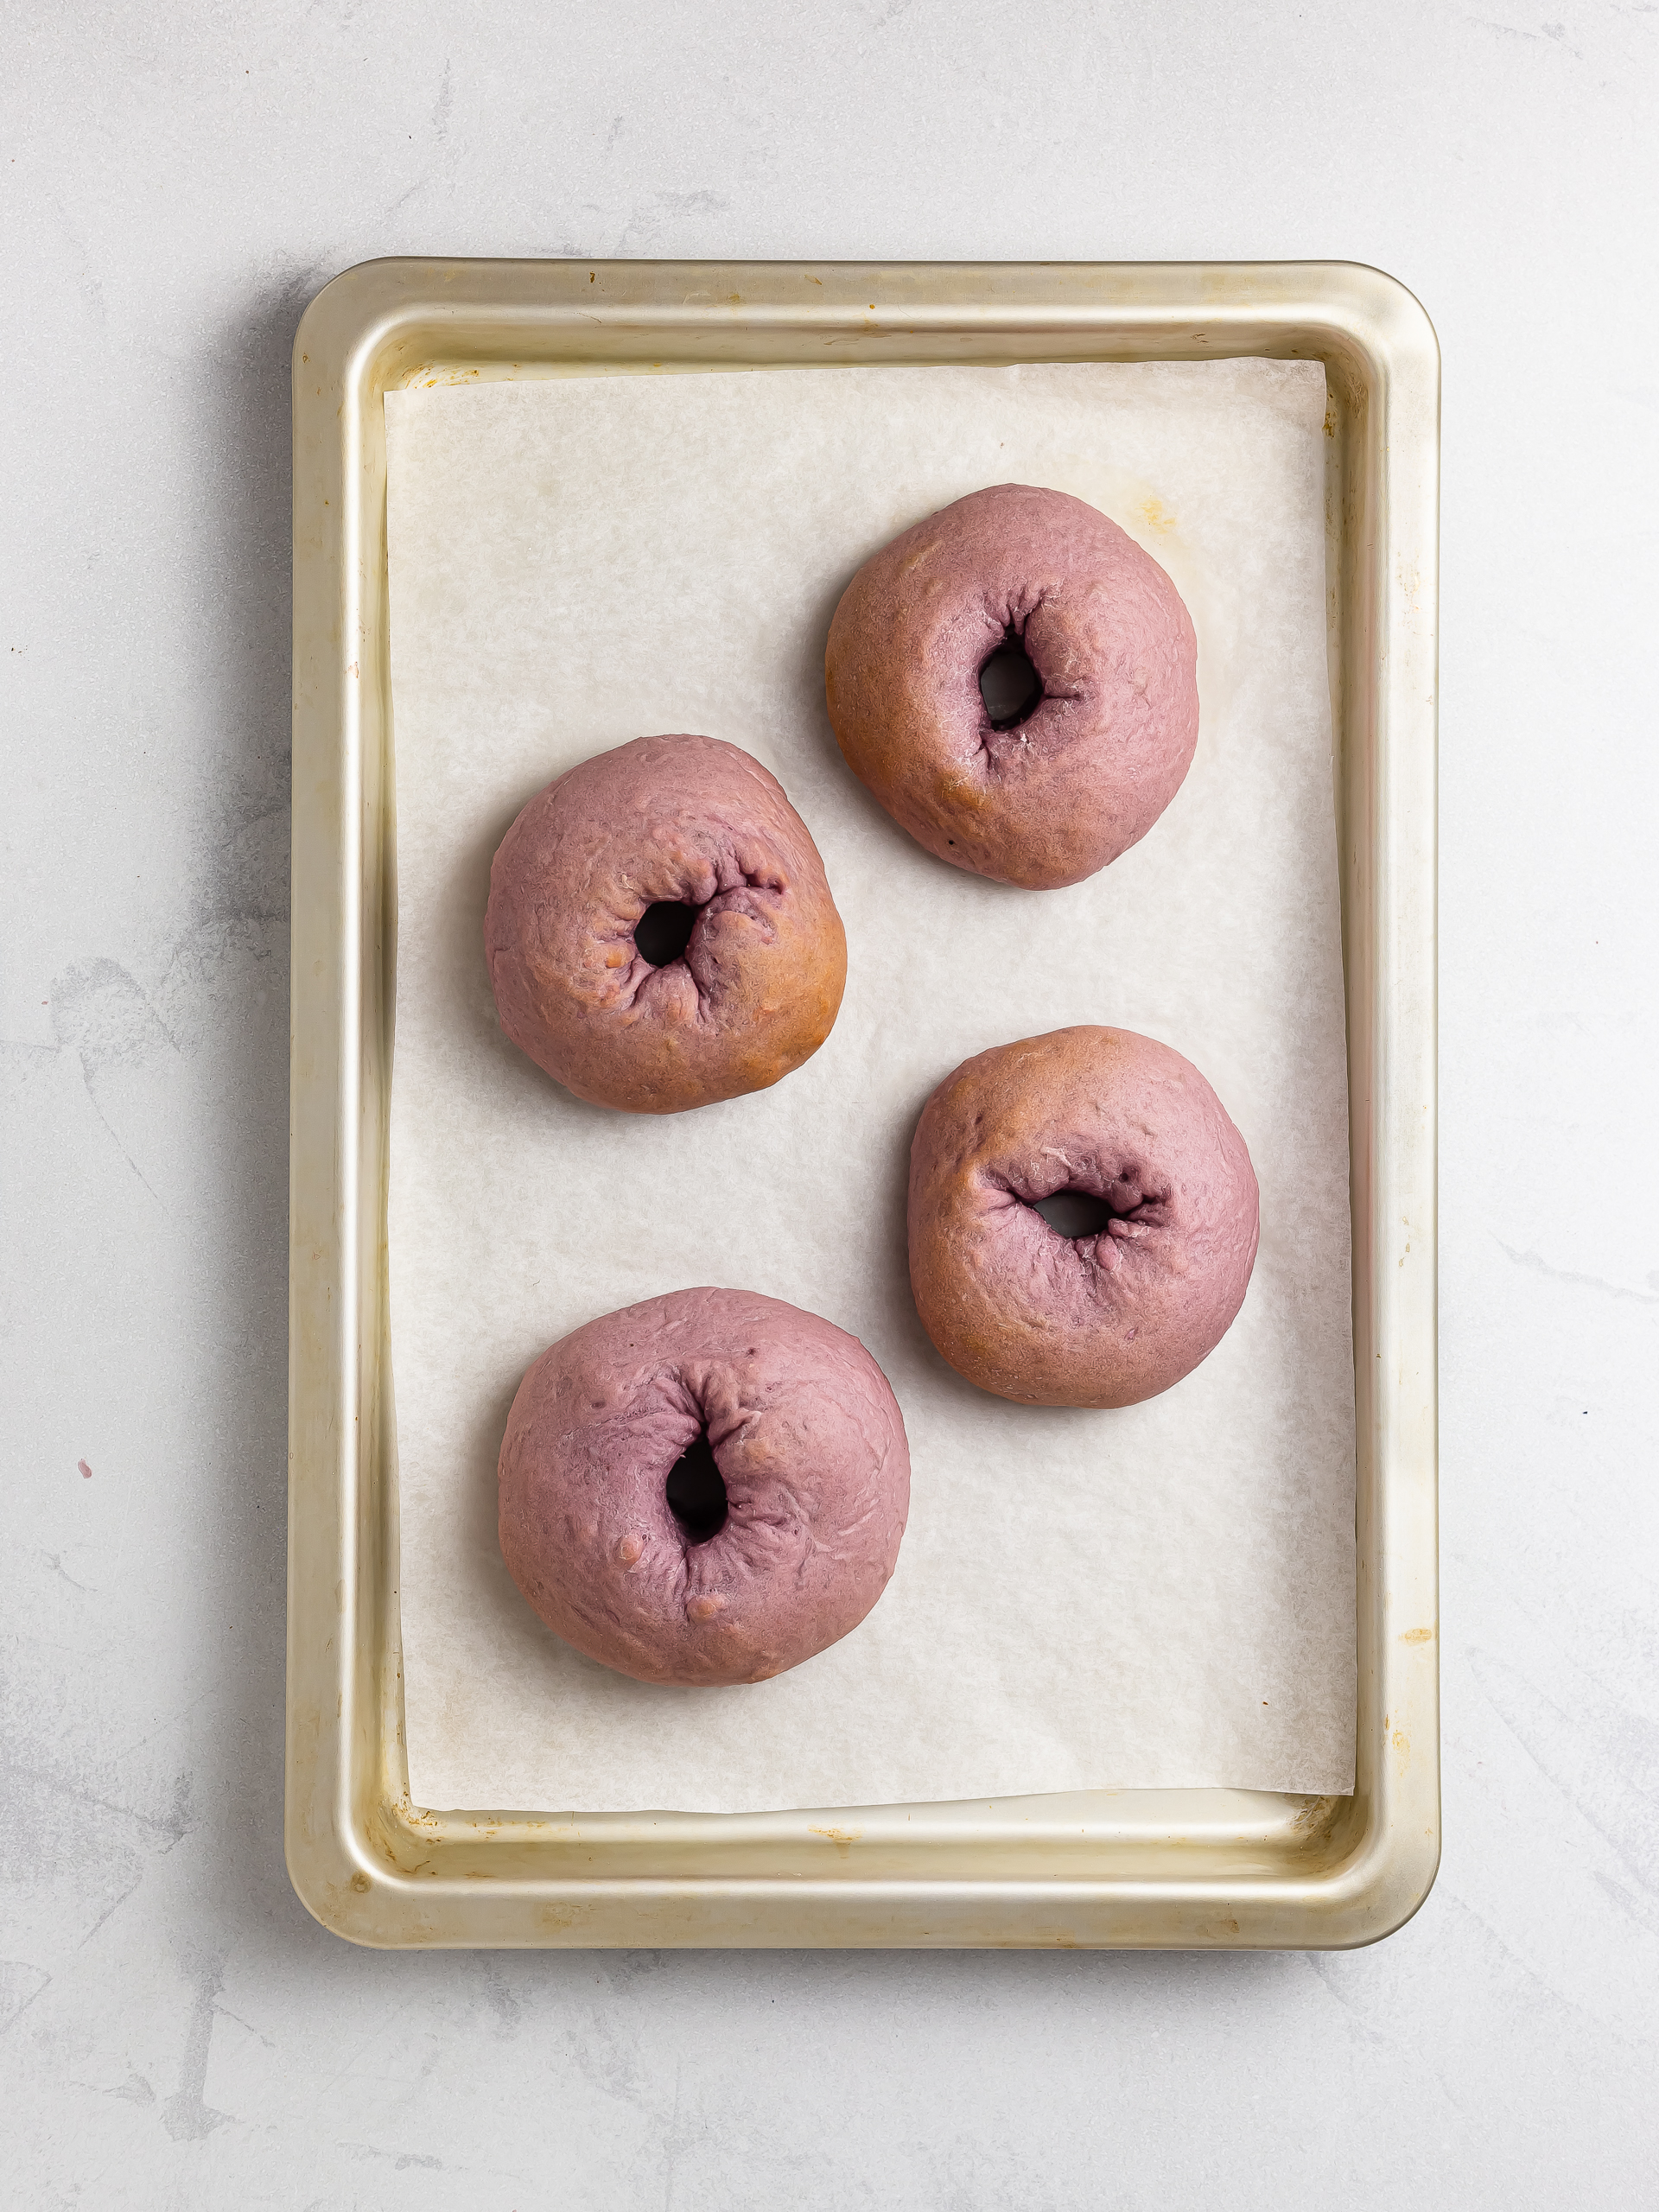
<box><xmin>486</xmin><ymin>734</ymin><xmax>846</xmax><ymax>1114</ymax></box>
<box><xmin>908</xmin><ymin>1026</ymin><xmax>1258</xmax><ymax>1408</ymax></box>
<box><xmin>499</xmin><ymin>1287</ymin><xmax>911</xmax><ymax>1687</ymax></box>
<box><xmin>826</xmin><ymin>484</ymin><xmax>1198</xmax><ymax>890</ymax></box>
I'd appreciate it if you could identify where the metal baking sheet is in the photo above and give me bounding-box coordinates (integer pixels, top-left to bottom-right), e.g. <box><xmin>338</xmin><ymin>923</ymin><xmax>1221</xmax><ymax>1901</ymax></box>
<box><xmin>286</xmin><ymin>258</ymin><xmax>1440</xmax><ymax>1948</ymax></box>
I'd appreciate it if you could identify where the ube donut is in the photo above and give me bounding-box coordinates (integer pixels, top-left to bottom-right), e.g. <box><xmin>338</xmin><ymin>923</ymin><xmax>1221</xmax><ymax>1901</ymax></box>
<box><xmin>485</xmin><ymin>734</ymin><xmax>847</xmax><ymax>1114</ymax></box>
<box><xmin>499</xmin><ymin>1287</ymin><xmax>911</xmax><ymax>1687</ymax></box>
<box><xmin>908</xmin><ymin>1027</ymin><xmax>1257</xmax><ymax>1408</ymax></box>
<box><xmin>825</xmin><ymin>484</ymin><xmax>1198</xmax><ymax>890</ymax></box>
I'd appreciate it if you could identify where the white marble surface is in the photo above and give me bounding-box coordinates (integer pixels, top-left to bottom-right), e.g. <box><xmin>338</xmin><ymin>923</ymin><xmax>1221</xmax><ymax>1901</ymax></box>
<box><xmin>3</xmin><ymin>3</ymin><xmax>1655</xmax><ymax>2203</ymax></box>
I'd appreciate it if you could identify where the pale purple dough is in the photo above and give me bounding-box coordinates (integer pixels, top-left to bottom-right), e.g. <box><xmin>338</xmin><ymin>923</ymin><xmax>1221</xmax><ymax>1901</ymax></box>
<box><xmin>908</xmin><ymin>1027</ymin><xmax>1259</xmax><ymax>1408</ymax></box>
<box><xmin>499</xmin><ymin>1288</ymin><xmax>911</xmax><ymax>1687</ymax></box>
<box><xmin>826</xmin><ymin>483</ymin><xmax>1199</xmax><ymax>890</ymax></box>
<box><xmin>485</xmin><ymin>734</ymin><xmax>847</xmax><ymax>1116</ymax></box>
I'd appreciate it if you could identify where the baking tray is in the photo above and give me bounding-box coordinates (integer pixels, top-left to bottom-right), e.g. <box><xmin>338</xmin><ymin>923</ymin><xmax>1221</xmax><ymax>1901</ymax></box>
<box><xmin>287</xmin><ymin>258</ymin><xmax>1439</xmax><ymax>1948</ymax></box>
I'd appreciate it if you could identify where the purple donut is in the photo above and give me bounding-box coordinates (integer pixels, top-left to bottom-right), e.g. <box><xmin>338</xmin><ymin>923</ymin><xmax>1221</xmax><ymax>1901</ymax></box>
<box><xmin>825</xmin><ymin>484</ymin><xmax>1199</xmax><ymax>890</ymax></box>
<box><xmin>485</xmin><ymin>734</ymin><xmax>847</xmax><ymax>1116</ymax></box>
<box><xmin>908</xmin><ymin>1027</ymin><xmax>1258</xmax><ymax>1408</ymax></box>
<box><xmin>499</xmin><ymin>1287</ymin><xmax>911</xmax><ymax>1687</ymax></box>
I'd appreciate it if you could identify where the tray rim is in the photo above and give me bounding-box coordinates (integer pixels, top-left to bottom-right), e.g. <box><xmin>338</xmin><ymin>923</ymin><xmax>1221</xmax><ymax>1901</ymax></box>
<box><xmin>287</xmin><ymin>256</ymin><xmax>1440</xmax><ymax>1949</ymax></box>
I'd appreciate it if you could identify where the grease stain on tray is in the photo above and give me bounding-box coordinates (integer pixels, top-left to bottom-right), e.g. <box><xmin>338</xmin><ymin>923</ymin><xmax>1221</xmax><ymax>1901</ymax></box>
<box><xmin>809</xmin><ymin>1825</ymin><xmax>863</xmax><ymax>1859</ymax></box>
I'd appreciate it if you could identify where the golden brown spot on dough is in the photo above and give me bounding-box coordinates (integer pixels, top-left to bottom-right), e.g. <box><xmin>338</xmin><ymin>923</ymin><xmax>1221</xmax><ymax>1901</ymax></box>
<box><xmin>1136</xmin><ymin>495</ymin><xmax>1177</xmax><ymax>534</ymax></box>
<box><xmin>939</xmin><ymin>772</ymin><xmax>990</xmax><ymax>813</ymax></box>
<box><xmin>615</xmin><ymin>1533</ymin><xmax>644</xmax><ymax>1567</ymax></box>
<box><xmin>686</xmin><ymin>1593</ymin><xmax>724</xmax><ymax>1622</ymax></box>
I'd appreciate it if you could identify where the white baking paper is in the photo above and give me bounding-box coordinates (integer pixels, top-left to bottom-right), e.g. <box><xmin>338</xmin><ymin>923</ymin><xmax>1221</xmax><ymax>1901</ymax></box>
<box><xmin>384</xmin><ymin>359</ymin><xmax>1356</xmax><ymax>1814</ymax></box>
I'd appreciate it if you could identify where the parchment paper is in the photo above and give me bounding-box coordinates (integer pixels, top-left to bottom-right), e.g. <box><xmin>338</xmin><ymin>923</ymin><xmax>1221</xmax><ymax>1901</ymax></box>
<box><xmin>385</xmin><ymin>359</ymin><xmax>1357</xmax><ymax>1814</ymax></box>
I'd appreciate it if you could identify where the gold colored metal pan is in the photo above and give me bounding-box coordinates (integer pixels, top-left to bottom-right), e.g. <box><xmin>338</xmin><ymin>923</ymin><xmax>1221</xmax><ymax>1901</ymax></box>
<box><xmin>287</xmin><ymin>259</ymin><xmax>1439</xmax><ymax>1948</ymax></box>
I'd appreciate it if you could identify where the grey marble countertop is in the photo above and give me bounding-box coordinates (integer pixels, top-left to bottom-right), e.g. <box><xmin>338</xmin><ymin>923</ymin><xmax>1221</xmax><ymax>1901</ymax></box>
<box><xmin>4</xmin><ymin>3</ymin><xmax>1656</xmax><ymax>2204</ymax></box>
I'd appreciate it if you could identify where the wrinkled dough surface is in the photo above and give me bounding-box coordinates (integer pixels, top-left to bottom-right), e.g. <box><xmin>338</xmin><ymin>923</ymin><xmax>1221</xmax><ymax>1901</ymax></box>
<box><xmin>486</xmin><ymin>733</ymin><xmax>848</xmax><ymax>1113</ymax></box>
<box><xmin>499</xmin><ymin>1287</ymin><xmax>912</xmax><ymax>1687</ymax></box>
<box><xmin>908</xmin><ymin>1027</ymin><xmax>1258</xmax><ymax>1408</ymax></box>
<box><xmin>826</xmin><ymin>484</ymin><xmax>1199</xmax><ymax>890</ymax></box>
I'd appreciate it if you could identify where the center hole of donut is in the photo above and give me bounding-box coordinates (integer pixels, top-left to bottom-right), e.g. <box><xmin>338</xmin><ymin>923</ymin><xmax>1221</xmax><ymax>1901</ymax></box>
<box><xmin>665</xmin><ymin>1430</ymin><xmax>728</xmax><ymax>1545</ymax></box>
<box><xmin>634</xmin><ymin>899</ymin><xmax>702</xmax><ymax>968</ymax></box>
<box><xmin>1031</xmin><ymin>1188</ymin><xmax>1117</xmax><ymax>1239</ymax></box>
<box><xmin>979</xmin><ymin>632</ymin><xmax>1044</xmax><ymax>731</ymax></box>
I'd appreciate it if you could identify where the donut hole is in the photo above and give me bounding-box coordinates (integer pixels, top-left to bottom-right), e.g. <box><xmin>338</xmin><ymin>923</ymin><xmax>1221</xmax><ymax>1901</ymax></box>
<box><xmin>978</xmin><ymin>632</ymin><xmax>1044</xmax><ymax>731</ymax></box>
<box><xmin>1030</xmin><ymin>1188</ymin><xmax>1117</xmax><ymax>1240</ymax></box>
<box><xmin>634</xmin><ymin>899</ymin><xmax>702</xmax><ymax>968</ymax></box>
<box><xmin>665</xmin><ymin>1430</ymin><xmax>728</xmax><ymax>1544</ymax></box>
